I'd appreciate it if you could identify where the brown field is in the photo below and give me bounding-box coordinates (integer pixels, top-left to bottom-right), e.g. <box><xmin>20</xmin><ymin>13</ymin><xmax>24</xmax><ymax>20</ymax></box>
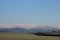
<box><xmin>0</xmin><ymin>32</ymin><xmax>60</xmax><ymax>40</ymax></box>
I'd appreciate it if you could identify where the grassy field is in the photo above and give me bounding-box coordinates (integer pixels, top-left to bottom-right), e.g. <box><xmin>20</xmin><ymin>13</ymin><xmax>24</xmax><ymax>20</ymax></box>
<box><xmin>0</xmin><ymin>32</ymin><xmax>60</xmax><ymax>40</ymax></box>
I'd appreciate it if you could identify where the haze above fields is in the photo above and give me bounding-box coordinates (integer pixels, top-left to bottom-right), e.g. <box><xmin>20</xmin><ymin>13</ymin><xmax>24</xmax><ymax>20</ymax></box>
<box><xmin>0</xmin><ymin>24</ymin><xmax>60</xmax><ymax>32</ymax></box>
<box><xmin>0</xmin><ymin>24</ymin><xmax>60</xmax><ymax>29</ymax></box>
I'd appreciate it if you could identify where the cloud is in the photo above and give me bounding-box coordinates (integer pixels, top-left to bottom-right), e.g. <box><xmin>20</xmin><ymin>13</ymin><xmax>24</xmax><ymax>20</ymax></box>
<box><xmin>0</xmin><ymin>24</ymin><xmax>60</xmax><ymax>29</ymax></box>
<box><xmin>0</xmin><ymin>24</ymin><xmax>38</xmax><ymax>29</ymax></box>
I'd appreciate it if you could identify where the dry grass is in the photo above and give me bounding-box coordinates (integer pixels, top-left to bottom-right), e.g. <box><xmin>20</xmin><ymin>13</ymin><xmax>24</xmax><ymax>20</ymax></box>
<box><xmin>0</xmin><ymin>32</ymin><xmax>60</xmax><ymax>40</ymax></box>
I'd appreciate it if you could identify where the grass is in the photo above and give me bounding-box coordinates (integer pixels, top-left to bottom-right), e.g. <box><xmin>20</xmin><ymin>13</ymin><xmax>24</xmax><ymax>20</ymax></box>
<box><xmin>0</xmin><ymin>32</ymin><xmax>60</xmax><ymax>40</ymax></box>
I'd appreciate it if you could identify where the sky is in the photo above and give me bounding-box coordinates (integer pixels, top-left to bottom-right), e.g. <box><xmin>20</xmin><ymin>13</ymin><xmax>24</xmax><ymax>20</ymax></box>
<box><xmin>0</xmin><ymin>0</ymin><xmax>60</xmax><ymax>26</ymax></box>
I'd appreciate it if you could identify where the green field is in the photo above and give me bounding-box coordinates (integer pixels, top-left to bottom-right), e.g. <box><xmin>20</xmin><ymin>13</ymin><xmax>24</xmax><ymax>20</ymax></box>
<box><xmin>0</xmin><ymin>32</ymin><xmax>60</xmax><ymax>40</ymax></box>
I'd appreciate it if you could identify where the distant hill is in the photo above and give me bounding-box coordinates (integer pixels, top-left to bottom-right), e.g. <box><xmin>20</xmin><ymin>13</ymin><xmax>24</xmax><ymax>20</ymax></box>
<box><xmin>0</xmin><ymin>24</ymin><xmax>60</xmax><ymax>32</ymax></box>
<box><xmin>0</xmin><ymin>27</ymin><xmax>60</xmax><ymax>33</ymax></box>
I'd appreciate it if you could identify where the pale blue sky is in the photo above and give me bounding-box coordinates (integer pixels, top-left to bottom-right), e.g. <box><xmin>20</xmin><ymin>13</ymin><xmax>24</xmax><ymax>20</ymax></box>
<box><xmin>0</xmin><ymin>0</ymin><xmax>60</xmax><ymax>26</ymax></box>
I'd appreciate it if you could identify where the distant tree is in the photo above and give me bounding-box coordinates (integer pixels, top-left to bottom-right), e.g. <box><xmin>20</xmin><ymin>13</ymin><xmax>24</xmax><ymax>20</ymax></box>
<box><xmin>52</xmin><ymin>31</ymin><xmax>56</xmax><ymax>33</ymax></box>
<box><xmin>58</xmin><ymin>31</ymin><xmax>60</xmax><ymax>33</ymax></box>
<box><xmin>34</xmin><ymin>32</ymin><xmax>42</xmax><ymax>35</ymax></box>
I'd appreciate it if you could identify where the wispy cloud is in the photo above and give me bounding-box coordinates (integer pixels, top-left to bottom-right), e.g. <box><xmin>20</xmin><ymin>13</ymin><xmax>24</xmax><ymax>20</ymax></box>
<box><xmin>0</xmin><ymin>24</ymin><xmax>38</xmax><ymax>29</ymax></box>
<box><xmin>0</xmin><ymin>24</ymin><xmax>60</xmax><ymax>29</ymax></box>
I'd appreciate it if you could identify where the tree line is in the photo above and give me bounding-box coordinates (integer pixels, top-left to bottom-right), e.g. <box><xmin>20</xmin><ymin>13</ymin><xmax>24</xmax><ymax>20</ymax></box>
<box><xmin>33</xmin><ymin>31</ymin><xmax>60</xmax><ymax>36</ymax></box>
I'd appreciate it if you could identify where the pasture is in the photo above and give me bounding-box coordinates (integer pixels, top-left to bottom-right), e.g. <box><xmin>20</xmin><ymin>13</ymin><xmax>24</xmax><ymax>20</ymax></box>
<box><xmin>0</xmin><ymin>32</ymin><xmax>60</xmax><ymax>40</ymax></box>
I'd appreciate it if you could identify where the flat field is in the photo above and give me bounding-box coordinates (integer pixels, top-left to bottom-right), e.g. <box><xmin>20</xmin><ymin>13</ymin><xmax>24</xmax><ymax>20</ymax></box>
<box><xmin>0</xmin><ymin>32</ymin><xmax>60</xmax><ymax>40</ymax></box>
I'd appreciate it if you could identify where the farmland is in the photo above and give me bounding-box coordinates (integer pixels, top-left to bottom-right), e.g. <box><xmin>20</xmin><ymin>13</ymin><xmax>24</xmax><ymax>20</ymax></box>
<box><xmin>0</xmin><ymin>32</ymin><xmax>60</xmax><ymax>40</ymax></box>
